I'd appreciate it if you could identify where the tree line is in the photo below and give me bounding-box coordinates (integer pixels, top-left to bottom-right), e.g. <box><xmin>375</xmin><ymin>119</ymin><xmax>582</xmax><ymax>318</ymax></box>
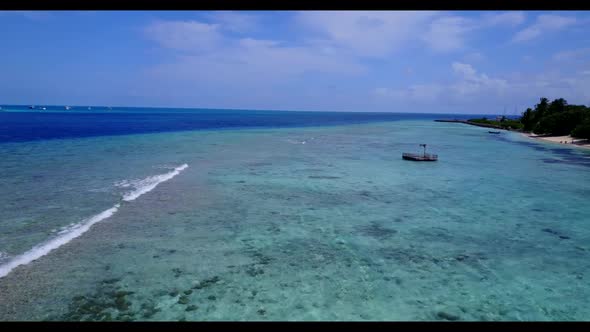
<box><xmin>520</xmin><ymin>98</ymin><xmax>590</xmax><ymax>139</ymax></box>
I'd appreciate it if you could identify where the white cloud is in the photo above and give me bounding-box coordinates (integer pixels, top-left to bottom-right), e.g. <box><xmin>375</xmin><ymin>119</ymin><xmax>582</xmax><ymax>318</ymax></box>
<box><xmin>145</xmin><ymin>20</ymin><xmax>223</xmax><ymax>53</ymax></box>
<box><xmin>553</xmin><ymin>48</ymin><xmax>590</xmax><ymax>61</ymax></box>
<box><xmin>422</xmin><ymin>12</ymin><xmax>528</xmax><ymax>53</ymax></box>
<box><xmin>481</xmin><ymin>12</ymin><xmax>526</xmax><ymax>27</ymax></box>
<box><xmin>296</xmin><ymin>11</ymin><xmax>438</xmax><ymax>57</ymax></box>
<box><xmin>145</xmin><ymin>17</ymin><xmax>365</xmax><ymax>78</ymax></box>
<box><xmin>163</xmin><ymin>39</ymin><xmax>364</xmax><ymax>79</ymax></box>
<box><xmin>375</xmin><ymin>61</ymin><xmax>590</xmax><ymax>112</ymax></box>
<box><xmin>422</xmin><ymin>12</ymin><xmax>529</xmax><ymax>53</ymax></box>
<box><xmin>512</xmin><ymin>14</ymin><xmax>577</xmax><ymax>43</ymax></box>
<box><xmin>297</xmin><ymin>11</ymin><xmax>528</xmax><ymax>56</ymax></box>
<box><xmin>452</xmin><ymin>62</ymin><xmax>477</xmax><ymax>79</ymax></box>
<box><xmin>422</xmin><ymin>16</ymin><xmax>474</xmax><ymax>52</ymax></box>
<box><xmin>208</xmin><ymin>11</ymin><xmax>259</xmax><ymax>33</ymax></box>
<box><xmin>143</xmin><ymin>18</ymin><xmax>366</xmax><ymax>100</ymax></box>
<box><xmin>238</xmin><ymin>38</ymin><xmax>281</xmax><ymax>49</ymax></box>
<box><xmin>463</xmin><ymin>52</ymin><xmax>486</xmax><ymax>63</ymax></box>
<box><xmin>141</xmin><ymin>12</ymin><xmax>589</xmax><ymax>112</ymax></box>
<box><xmin>376</xmin><ymin>62</ymin><xmax>508</xmax><ymax>104</ymax></box>
<box><xmin>147</xmin><ymin>11</ymin><xmax>537</xmax><ymax>63</ymax></box>
<box><xmin>451</xmin><ymin>62</ymin><xmax>508</xmax><ymax>99</ymax></box>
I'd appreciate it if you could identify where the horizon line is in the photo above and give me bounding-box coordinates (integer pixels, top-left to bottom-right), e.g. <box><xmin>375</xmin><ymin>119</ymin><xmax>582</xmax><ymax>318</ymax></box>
<box><xmin>0</xmin><ymin>104</ymin><xmax>519</xmax><ymax>117</ymax></box>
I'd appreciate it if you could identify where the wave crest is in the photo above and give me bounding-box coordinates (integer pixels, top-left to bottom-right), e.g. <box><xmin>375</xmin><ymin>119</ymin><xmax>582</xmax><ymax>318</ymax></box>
<box><xmin>122</xmin><ymin>164</ymin><xmax>188</xmax><ymax>201</ymax></box>
<box><xmin>0</xmin><ymin>163</ymin><xmax>188</xmax><ymax>279</ymax></box>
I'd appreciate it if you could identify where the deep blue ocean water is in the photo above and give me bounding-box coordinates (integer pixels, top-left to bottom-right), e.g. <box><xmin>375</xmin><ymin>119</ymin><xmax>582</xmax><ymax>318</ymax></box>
<box><xmin>0</xmin><ymin>105</ymin><xmax>491</xmax><ymax>142</ymax></box>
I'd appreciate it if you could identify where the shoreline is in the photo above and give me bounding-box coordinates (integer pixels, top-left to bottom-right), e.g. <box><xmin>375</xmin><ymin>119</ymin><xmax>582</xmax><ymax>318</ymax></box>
<box><xmin>521</xmin><ymin>133</ymin><xmax>590</xmax><ymax>150</ymax></box>
<box><xmin>434</xmin><ymin>119</ymin><xmax>590</xmax><ymax>151</ymax></box>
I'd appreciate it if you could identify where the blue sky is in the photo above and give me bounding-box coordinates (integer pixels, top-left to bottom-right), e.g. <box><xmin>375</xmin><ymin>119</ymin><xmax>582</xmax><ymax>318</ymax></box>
<box><xmin>1</xmin><ymin>10</ymin><xmax>589</xmax><ymax>114</ymax></box>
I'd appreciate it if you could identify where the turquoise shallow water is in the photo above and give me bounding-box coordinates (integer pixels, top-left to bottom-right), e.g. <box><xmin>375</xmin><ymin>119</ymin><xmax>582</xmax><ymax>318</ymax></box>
<box><xmin>0</xmin><ymin>120</ymin><xmax>589</xmax><ymax>320</ymax></box>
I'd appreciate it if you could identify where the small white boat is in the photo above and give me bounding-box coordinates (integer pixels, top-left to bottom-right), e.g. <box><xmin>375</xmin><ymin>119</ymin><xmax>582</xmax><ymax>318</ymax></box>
<box><xmin>41</xmin><ymin>107</ymin><xmax>47</xmax><ymax>110</ymax></box>
<box><xmin>65</xmin><ymin>106</ymin><xmax>71</xmax><ymax>110</ymax></box>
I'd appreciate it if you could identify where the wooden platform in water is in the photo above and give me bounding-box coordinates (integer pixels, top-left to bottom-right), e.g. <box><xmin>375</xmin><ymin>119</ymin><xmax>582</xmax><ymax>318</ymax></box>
<box><xmin>402</xmin><ymin>153</ymin><xmax>438</xmax><ymax>161</ymax></box>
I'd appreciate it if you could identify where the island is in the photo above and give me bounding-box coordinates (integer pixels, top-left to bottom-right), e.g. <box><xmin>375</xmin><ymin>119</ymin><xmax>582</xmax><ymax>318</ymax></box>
<box><xmin>436</xmin><ymin>98</ymin><xmax>590</xmax><ymax>148</ymax></box>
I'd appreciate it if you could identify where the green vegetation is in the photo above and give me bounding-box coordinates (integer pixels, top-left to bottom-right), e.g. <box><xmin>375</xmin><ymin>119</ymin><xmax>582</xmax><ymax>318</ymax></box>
<box><xmin>520</xmin><ymin>98</ymin><xmax>590</xmax><ymax>139</ymax></box>
<box><xmin>572</xmin><ymin>118</ymin><xmax>590</xmax><ymax>138</ymax></box>
<box><xmin>468</xmin><ymin>117</ymin><xmax>524</xmax><ymax>130</ymax></box>
<box><xmin>468</xmin><ymin>98</ymin><xmax>590</xmax><ymax>139</ymax></box>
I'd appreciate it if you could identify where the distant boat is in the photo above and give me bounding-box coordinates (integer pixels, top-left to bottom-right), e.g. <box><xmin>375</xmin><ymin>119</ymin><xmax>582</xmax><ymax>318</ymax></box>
<box><xmin>488</xmin><ymin>131</ymin><xmax>501</xmax><ymax>134</ymax></box>
<box><xmin>402</xmin><ymin>144</ymin><xmax>438</xmax><ymax>161</ymax></box>
<box><xmin>29</xmin><ymin>105</ymin><xmax>36</xmax><ymax>109</ymax></box>
<box><xmin>65</xmin><ymin>106</ymin><xmax>71</xmax><ymax>110</ymax></box>
<box><xmin>41</xmin><ymin>107</ymin><xmax>47</xmax><ymax>110</ymax></box>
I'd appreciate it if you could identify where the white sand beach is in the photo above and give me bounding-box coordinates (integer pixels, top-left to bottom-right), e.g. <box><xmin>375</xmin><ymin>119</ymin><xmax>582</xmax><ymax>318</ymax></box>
<box><xmin>522</xmin><ymin>133</ymin><xmax>590</xmax><ymax>150</ymax></box>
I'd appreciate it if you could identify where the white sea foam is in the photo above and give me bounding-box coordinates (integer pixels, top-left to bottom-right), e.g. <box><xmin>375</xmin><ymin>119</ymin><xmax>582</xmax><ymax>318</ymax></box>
<box><xmin>0</xmin><ymin>204</ymin><xmax>120</xmax><ymax>278</ymax></box>
<box><xmin>122</xmin><ymin>164</ymin><xmax>188</xmax><ymax>202</ymax></box>
<box><xmin>286</xmin><ymin>139</ymin><xmax>307</xmax><ymax>145</ymax></box>
<box><xmin>114</xmin><ymin>180</ymin><xmax>131</xmax><ymax>188</ymax></box>
<box><xmin>0</xmin><ymin>163</ymin><xmax>189</xmax><ymax>279</ymax></box>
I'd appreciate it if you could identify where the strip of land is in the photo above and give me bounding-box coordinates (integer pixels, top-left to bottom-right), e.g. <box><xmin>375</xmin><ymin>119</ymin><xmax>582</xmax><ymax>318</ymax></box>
<box><xmin>522</xmin><ymin>133</ymin><xmax>590</xmax><ymax>150</ymax></box>
<box><xmin>434</xmin><ymin>119</ymin><xmax>507</xmax><ymax>130</ymax></box>
<box><xmin>435</xmin><ymin>119</ymin><xmax>590</xmax><ymax>150</ymax></box>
